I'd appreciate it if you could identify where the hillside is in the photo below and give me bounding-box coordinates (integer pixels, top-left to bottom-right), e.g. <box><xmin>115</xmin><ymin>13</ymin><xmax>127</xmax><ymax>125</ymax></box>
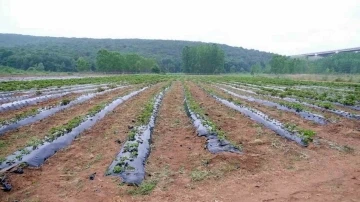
<box><xmin>0</xmin><ymin>33</ymin><xmax>273</xmax><ymax>72</ymax></box>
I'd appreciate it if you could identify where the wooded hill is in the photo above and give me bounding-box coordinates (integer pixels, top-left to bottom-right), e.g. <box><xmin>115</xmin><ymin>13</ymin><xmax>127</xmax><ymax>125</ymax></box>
<box><xmin>0</xmin><ymin>33</ymin><xmax>273</xmax><ymax>73</ymax></box>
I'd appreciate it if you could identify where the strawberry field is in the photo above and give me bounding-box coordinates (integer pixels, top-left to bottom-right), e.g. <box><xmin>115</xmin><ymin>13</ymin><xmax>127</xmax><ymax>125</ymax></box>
<box><xmin>0</xmin><ymin>74</ymin><xmax>359</xmax><ymax>201</ymax></box>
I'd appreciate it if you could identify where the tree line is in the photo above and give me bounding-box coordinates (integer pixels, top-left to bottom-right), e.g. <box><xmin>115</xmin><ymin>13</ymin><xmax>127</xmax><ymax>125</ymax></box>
<box><xmin>251</xmin><ymin>53</ymin><xmax>360</xmax><ymax>74</ymax></box>
<box><xmin>95</xmin><ymin>49</ymin><xmax>160</xmax><ymax>73</ymax></box>
<box><xmin>0</xmin><ymin>34</ymin><xmax>273</xmax><ymax>73</ymax></box>
<box><xmin>182</xmin><ymin>44</ymin><xmax>225</xmax><ymax>74</ymax></box>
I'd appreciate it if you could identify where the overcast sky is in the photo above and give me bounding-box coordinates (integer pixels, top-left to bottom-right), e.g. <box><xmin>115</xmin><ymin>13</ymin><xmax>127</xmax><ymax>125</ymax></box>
<box><xmin>1</xmin><ymin>0</ymin><xmax>360</xmax><ymax>55</ymax></box>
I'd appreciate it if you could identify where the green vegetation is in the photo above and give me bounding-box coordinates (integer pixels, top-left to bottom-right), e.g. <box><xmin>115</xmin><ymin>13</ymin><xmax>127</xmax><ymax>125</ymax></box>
<box><xmin>190</xmin><ymin>169</ymin><xmax>209</xmax><ymax>181</ymax></box>
<box><xmin>113</xmin><ymin>165</ymin><xmax>123</xmax><ymax>173</ymax></box>
<box><xmin>47</xmin><ymin>116</ymin><xmax>84</xmax><ymax>141</ymax></box>
<box><xmin>0</xmin><ymin>108</ymin><xmax>39</xmax><ymax>126</ymax></box>
<box><xmin>184</xmin><ymin>84</ymin><xmax>231</xmax><ymax>142</ymax></box>
<box><xmin>315</xmin><ymin>101</ymin><xmax>335</xmax><ymax>110</ymax></box>
<box><xmin>88</xmin><ymin>102</ymin><xmax>107</xmax><ymax>117</ymax></box>
<box><xmin>137</xmin><ymin>99</ymin><xmax>155</xmax><ymax>125</ymax></box>
<box><xmin>279</xmin><ymin>101</ymin><xmax>306</xmax><ymax>111</ymax></box>
<box><xmin>0</xmin><ymin>140</ymin><xmax>5</xmax><ymax>149</ymax></box>
<box><xmin>0</xmin><ymin>74</ymin><xmax>168</xmax><ymax>91</ymax></box>
<box><xmin>26</xmin><ymin>137</ymin><xmax>44</xmax><ymax>148</ymax></box>
<box><xmin>0</xmin><ymin>34</ymin><xmax>273</xmax><ymax>73</ymax></box>
<box><xmin>76</xmin><ymin>57</ymin><xmax>91</xmax><ymax>72</ymax></box>
<box><xmin>128</xmin><ymin>129</ymin><xmax>137</xmax><ymax>141</ymax></box>
<box><xmin>128</xmin><ymin>180</ymin><xmax>157</xmax><ymax>195</ymax></box>
<box><xmin>47</xmin><ymin>102</ymin><xmax>109</xmax><ymax>142</ymax></box>
<box><xmin>96</xmin><ymin>49</ymin><xmax>159</xmax><ymax>73</ymax></box>
<box><xmin>60</xmin><ymin>99</ymin><xmax>71</xmax><ymax>106</ymax></box>
<box><xmin>284</xmin><ymin>123</ymin><xmax>316</xmax><ymax>144</ymax></box>
<box><xmin>0</xmin><ymin>156</ymin><xmax>6</xmax><ymax>164</ymax></box>
<box><xmin>96</xmin><ymin>87</ymin><xmax>105</xmax><ymax>92</ymax></box>
<box><xmin>269</xmin><ymin>53</ymin><xmax>360</xmax><ymax>74</ymax></box>
<box><xmin>182</xmin><ymin>44</ymin><xmax>225</xmax><ymax>74</ymax></box>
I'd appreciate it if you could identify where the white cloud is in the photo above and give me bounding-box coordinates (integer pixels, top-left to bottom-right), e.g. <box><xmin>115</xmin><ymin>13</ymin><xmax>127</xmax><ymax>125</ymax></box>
<box><xmin>0</xmin><ymin>0</ymin><xmax>359</xmax><ymax>55</ymax></box>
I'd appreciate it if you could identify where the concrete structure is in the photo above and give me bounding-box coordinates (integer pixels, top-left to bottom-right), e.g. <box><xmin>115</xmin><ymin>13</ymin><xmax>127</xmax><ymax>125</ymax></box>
<box><xmin>293</xmin><ymin>47</ymin><xmax>360</xmax><ymax>60</ymax></box>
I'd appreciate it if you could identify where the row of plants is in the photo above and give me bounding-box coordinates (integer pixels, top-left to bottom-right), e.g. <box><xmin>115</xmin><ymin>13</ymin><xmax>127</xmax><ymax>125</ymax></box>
<box><xmin>209</xmin><ymin>83</ymin><xmax>328</xmax><ymax>125</ymax></box>
<box><xmin>222</xmin><ymin>82</ymin><xmax>360</xmax><ymax>120</ymax></box>
<box><xmin>202</xmin><ymin>75</ymin><xmax>360</xmax><ymax>89</ymax></box>
<box><xmin>184</xmin><ymin>83</ymin><xmax>242</xmax><ymax>152</ymax></box>
<box><xmin>0</xmin><ymin>74</ymin><xmax>172</xmax><ymax>91</ymax></box>
<box><xmin>0</xmin><ymin>87</ymin><xmax>146</xmax><ymax>166</ymax></box>
<box><xmin>226</xmin><ymin>82</ymin><xmax>354</xmax><ymax>111</ymax></box>
<box><xmin>199</xmin><ymin>83</ymin><xmax>316</xmax><ymax>146</ymax></box>
<box><xmin>0</xmin><ymin>98</ymin><xmax>73</xmax><ymax>127</ymax></box>
<box><xmin>256</xmin><ymin>86</ymin><xmax>359</xmax><ymax>106</ymax></box>
<box><xmin>107</xmin><ymin>84</ymin><xmax>170</xmax><ymax>185</ymax></box>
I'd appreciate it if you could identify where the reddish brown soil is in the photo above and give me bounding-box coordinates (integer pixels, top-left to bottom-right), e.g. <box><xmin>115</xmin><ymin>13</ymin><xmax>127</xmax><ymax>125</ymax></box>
<box><xmin>1</xmin><ymin>81</ymin><xmax>359</xmax><ymax>202</ymax></box>
<box><xmin>212</xmin><ymin>83</ymin><xmax>360</xmax><ymax>148</ymax></box>
<box><xmin>0</xmin><ymin>83</ymin><xmax>164</xmax><ymax>202</ymax></box>
<box><xmin>0</xmin><ymin>86</ymin><xmax>135</xmax><ymax>158</ymax></box>
<box><xmin>223</xmin><ymin>83</ymin><xmax>360</xmax><ymax>114</ymax></box>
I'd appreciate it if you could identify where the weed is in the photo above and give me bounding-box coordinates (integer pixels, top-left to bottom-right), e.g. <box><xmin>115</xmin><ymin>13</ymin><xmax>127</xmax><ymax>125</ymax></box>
<box><xmin>107</xmin><ymin>84</ymin><xmax>117</xmax><ymax>89</ymax></box>
<box><xmin>342</xmin><ymin>145</ymin><xmax>355</xmax><ymax>153</ymax></box>
<box><xmin>0</xmin><ymin>140</ymin><xmax>5</xmax><ymax>149</ymax></box>
<box><xmin>128</xmin><ymin>180</ymin><xmax>157</xmax><ymax>195</ymax></box>
<box><xmin>97</xmin><ymin>87</ymin><xmax>105</xmax><ymax>92</ymax></box>
<box><xmin>60</xmin><ymin>99</ymin><xmax>71</xmax><ymax>106</ymax></box>
<box><xmin>190</xmin><ymin>169</ymin><xmax>209</xmax><ymax>181</ymax></box>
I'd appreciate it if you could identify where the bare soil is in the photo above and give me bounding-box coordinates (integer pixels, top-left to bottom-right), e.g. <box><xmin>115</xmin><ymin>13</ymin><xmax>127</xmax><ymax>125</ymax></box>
<box><xmin>0</xmin><ymin>86</ymin><xmax>135</xmax><ymax>158</ymax></box>
<box><xmin>212</xmin><ymin>83</ymin><xmax>360</xmax><ymax>148</ymax></box>
<box><xmin>1</xmin><ymin>81</ymin><xmax>359</xmax><ymax>202</ymax></box>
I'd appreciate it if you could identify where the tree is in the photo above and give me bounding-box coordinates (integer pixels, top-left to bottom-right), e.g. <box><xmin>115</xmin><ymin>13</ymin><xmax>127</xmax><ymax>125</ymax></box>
<box><xmin>250</xmin><ymin>63</ymin><xmax>261</xmax><ymax>75</ymax></box>
<box><xmin>181</xmin><ymin>44</ymin><xmax>225</xmax><ymax>74</ymax></box>
<box><xmin>76</xmin><ymin>57</ymin><xmax>91</xmax><ymax>72</ymax></box>
<box><xmin>151</xmin><ymin>65</ymin><xmax>160</xmax><ymax>73</ymax></box>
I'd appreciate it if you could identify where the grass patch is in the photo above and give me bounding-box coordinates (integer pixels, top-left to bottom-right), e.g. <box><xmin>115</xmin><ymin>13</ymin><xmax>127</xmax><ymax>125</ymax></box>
<box><xmin>0</xmin><ymin>140</ymin><xmax>5</xmax><ymax>149</ymax></box>
<box><xmin>60</xmin><ymin>98</ymin><xmax>71</xmax><ymax>106</ymax></box>
<box><xmin>190</xmin><ymin>169</ymin><xmax>209</xmax><ymax>182</ymax></box>
<box><xmin>128</xmin><ymin>180</ymin><xmax>157</xmax><ymax>195</ymax></box>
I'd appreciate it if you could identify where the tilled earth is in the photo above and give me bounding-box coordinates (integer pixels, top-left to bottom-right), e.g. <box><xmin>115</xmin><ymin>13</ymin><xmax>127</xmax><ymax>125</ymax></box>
<box><xmin>1</xmin><ymin>81</ymin><xmax>359</xmax><ymax>202</ymax></box>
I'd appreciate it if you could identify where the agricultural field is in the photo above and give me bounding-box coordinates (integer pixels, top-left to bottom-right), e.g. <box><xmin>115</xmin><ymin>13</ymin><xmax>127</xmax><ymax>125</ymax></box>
<box><xmin>0</xmin><ymin>74</ymin><xmax>359</xmax><ymax>202</ymax></box>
